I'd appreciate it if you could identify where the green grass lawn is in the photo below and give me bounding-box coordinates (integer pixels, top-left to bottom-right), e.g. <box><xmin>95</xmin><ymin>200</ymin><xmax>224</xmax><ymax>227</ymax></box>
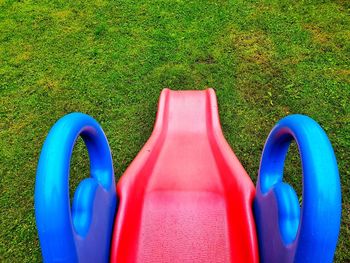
<box><xmin>0</xmin><ymin>0</ymin><xmax>349</xmax><ymax>261</ymax></box>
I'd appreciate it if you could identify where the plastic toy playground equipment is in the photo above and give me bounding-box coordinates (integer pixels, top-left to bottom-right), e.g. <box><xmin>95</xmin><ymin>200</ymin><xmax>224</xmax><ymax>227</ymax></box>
<box><xmin>35</xmin><ymin>89</ymin><xmax>341</xmax><ymax>262</ymax></box>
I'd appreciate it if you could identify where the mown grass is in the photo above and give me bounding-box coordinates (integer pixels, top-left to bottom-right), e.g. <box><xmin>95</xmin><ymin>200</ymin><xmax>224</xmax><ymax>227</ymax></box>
<box><xmin>0</xmin><ymin>0</ymin><xmax>349</xmax><ymax>261</ymax></box>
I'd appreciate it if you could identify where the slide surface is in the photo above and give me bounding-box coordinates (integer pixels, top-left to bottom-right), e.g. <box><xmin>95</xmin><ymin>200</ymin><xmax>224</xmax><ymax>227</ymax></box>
<box><xmin>110</xmin><ymin>89</ymin><xmax>259</xmax><ymax>262</ymax></box>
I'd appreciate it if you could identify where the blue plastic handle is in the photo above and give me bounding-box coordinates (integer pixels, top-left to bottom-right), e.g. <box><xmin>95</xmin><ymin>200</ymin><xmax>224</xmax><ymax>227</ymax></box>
<box><xmin>254</xmin><ymin>114</ymin><xmax>341</xmax><ymax>263</ymax></box>
<box><xmin>35</xmin><ymin>113</ymin><xmax>117</xmax><ymax>262</ymax></box>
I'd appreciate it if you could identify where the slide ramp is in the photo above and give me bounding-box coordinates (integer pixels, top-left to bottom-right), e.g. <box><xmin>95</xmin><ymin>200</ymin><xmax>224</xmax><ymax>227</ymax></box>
<box><xmin>110</xmin><ymin>89</ymin><xmax>259</xmax><ymax>262</ymax></box>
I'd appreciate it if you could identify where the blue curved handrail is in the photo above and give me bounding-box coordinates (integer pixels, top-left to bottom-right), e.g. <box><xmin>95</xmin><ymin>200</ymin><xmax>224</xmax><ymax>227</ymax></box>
<box><xmin>254</xmin><ymin>114</ymin><xmax>341</xmax><ymax>263</ymax></box>
<box><xmin>35</xmin><ymin>113</ymin><xmax>117</xmax><ymax>262</ymax></box>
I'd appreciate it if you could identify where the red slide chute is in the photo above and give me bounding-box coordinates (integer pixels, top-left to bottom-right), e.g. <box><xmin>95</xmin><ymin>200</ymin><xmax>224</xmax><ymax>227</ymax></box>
<box><xmin>111</xmin><ymin>89</ymin><xmax>259</xmax><ymax>262</ymax></box>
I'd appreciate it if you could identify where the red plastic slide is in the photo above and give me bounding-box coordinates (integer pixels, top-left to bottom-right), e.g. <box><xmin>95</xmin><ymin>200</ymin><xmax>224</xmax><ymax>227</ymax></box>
<box><xmin>110</xmin><ymin>89</ymin><xmax>259</xmax><ymax>262</ymax></box>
